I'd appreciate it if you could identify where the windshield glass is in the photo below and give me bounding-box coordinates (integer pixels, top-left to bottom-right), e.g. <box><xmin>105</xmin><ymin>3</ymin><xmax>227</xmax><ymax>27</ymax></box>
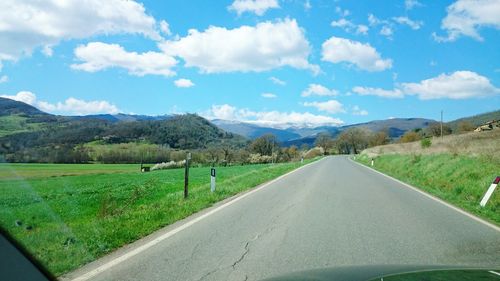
<box><xmin>0</xmin><ymin>1</ymin><xmax>499</xmax><ymax>280</ymax></box>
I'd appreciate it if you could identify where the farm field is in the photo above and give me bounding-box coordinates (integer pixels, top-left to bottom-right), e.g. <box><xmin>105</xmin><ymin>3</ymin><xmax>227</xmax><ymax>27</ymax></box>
<box><xmin>0</xmin><ymin>159</ymin><xmax>316</xmax><ymax>276</ymax></box>
<box><xmin>0</xmin><ymin>163</ymin><xmax>142</xmax><ymax>180</ymax></box>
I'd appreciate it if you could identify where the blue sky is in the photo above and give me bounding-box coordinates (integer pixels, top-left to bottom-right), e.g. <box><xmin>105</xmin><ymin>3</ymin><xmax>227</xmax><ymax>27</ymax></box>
<box><xmin>0</xmin><ymin>0</ymin><xmax>499</xmax><ymax>128</ymax></box>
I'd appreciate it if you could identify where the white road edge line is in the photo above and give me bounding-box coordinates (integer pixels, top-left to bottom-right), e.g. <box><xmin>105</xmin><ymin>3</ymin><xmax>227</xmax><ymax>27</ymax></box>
<box><xmin>70</xmin><ymin>157</ymin><xmax>326</xmax><ymax>281</ymax></box>
<box><xmin>348</xmin><ymin>157</ymin><xmax>500</xmax><ymax>233</ymax></box>
<box><xmin>489</xmin><ymin>271</ymin><xmax>500</xmax><ymax>276</ymax></box>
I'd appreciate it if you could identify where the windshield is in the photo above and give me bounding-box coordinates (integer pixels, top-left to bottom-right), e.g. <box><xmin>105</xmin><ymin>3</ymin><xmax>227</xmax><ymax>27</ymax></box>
<box><xmin>0</xmin><ymin>1</ymin><xmax>499</xmax><ymax>281</ymax></box>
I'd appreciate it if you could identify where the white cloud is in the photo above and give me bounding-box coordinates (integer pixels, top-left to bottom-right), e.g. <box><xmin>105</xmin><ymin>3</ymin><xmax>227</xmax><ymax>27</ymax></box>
<box><xmin>228</xmin><ymin>0</ymin><xmax>280</xmax><ymax>16</ymax></box>
<box><xmin>356</xmin><ymin>25</ymin><xmax>369</xmax><ymax>35</ymax></box>
<box><xmin>352</xmin><ymin>86</ymin><xmax>404</xmax><ymax>98</ymax></box>
<box><xmin>434</xmin><ymin>0</ymin><xmax>500</xmax><ymax>42</ymax></box>
<box><xmin>0</xmin><ymin>0</ymin><xmax>161</xmax><ymax>63</ymax></box>
<box><xmin>174</xmin><ymin>78</ymin><xmax>195</xmax><ymax>88</ymax></box>
<box><xmin>405</xmin><ymin>0</ymin><xmax>422</xmax><ymax>10</ymax></box>
<box><xmin>160</xmin><ymin>18</ymin><xmax>318</xmax><ymax>74</ymax></box>
<box><xmin>335</xmin><ymin>7</ymin><xmax>350</xmax><ymax>17</ymax></box>
<box><xmin>42</xmin><ymin>45</ymin><xmax>54</xmax><ymax>57</ymax></box>
<box><xmin>393</xmin><ymin>17</ymin><xmax>423</xmax><ymax>30</ymax></box>
<box><xmin>1</xmin><ymin>91</ymin><xmax>37</xmax><ymax>105</ymax></box>
<box><xmin>303</xmin><ymin>100</ymin><xmax>345</xmax><ymax>114</ymax></box>
<box><xmin>401</xmin><ymin>71</ymin><xmax>500</xmax><ymax>99</ymax></box>
<box><xmin>304</xmin><ymin>0</ymin><xmax>312</xmax><ymax>10</ymax></box>
<box><xmin>261</xmin><ymin>92</ymin><xmax>277</xmax><ymax>98</ymax></box>
<box><xmin>352</xmin><ymin>105</ymin><xmax>368</xmax><ymax>116</ymax></box>
<box><xmin>269</xmin><ymin>76</ymin><xmax>286</xmax><ymax>85</ymax></box>
<box><xmin>203</xmin><ymin>104</ymin><xmax>343</xmax><ymax>128</ymax></box>
<box><xmin>301</xmin><ymin>84</ymin><xmax>338</xmax><ymax>97</ymax></box>
<box><xmin>353</xmin><ymin>71</ymin><xmax>500</xmax><ymax>100</ymax></box>
<box><xmin>0</xmin><ymin>75</ymin><xmax>8</xmax><ymax>83</ymax></box>
<box><xmin>380</xmin><ymin>26</ymin><xmax>393</xmax><ymax>37</ymax></box>
<box><xmin>71</xmin><ymin>42</ymin><xmax>177</xmax><ymax>77</ymax></box>
<box><xmin>331</xmin><ymin>18</ymin><xmax>369</xmax><ymax>35</ymax></box>
<box><xmin>160</xmin><ymin>20</ymin><xmax>172</xmax><ymax>36</ymax></box>
<box><xmin>368</xmin><ymin>14</ymin><xmax>383</xmax><ymax>26</ymax></box>
<box><xmin>331</xmin><ymin>18</ymin><xmax>355</xmax><ymax>29</ymax></box>
<box><xmin>0</xmin><ymin>91</ymin><xmax>120</xmax><ymax>115</ymax></box>
<box><xmin>321</xmin><ymin>37</ymin><xmax>392</xmax><ymax>72</ymax></box>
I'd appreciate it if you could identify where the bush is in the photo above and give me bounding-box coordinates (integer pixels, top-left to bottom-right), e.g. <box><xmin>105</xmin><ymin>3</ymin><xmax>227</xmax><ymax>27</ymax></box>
<box><xmin>420</xmin><ymin>138</ymin><xmax>432</xmax><ymax>148</ymax></box>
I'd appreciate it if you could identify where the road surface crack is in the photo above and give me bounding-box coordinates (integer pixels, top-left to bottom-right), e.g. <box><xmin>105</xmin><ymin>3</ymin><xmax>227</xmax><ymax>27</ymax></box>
<box><xmin>232</xmin><ymin>240</ymin><xmax>251</xmax><ymax>268</ymax></box>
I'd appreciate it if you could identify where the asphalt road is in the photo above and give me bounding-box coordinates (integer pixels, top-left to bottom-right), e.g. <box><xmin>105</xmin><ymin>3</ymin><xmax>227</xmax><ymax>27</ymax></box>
<box><xmin>72</xmin><ymin>156</ymin><xmax>500</xmax><ymax>281</ymax></box>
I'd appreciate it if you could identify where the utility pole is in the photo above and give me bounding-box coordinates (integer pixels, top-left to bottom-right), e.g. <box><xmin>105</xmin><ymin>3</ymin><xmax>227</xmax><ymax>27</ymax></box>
<box><xmin>184</xmin><ymin>152</ymin><xmax>191</xmax><ymax>199</ymax></box>
<box><xmin>440</xmin><ymin>110</ymin><xmax>443</xmax><ymax>139</ymax></box>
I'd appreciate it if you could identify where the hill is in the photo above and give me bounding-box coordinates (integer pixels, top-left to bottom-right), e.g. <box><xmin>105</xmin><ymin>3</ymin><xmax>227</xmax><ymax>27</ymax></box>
<box><xmin>0</xmin><ymin>98</ymin><xmax>248</xmax><ymax>163</ymax></box>
<box><xmin>447</xmin><ymin>110</ymin><xmax>500</xmax><ymax>131</ymax></box>
<box><xmin>280</xmin><ymin>118</ymin><xmax>435</xmax><ymax>147</ymax></box>
<box><xmin>0</xmin><ymin>97</ymin><xmax>48</xmax><ymax>116</ymax></box>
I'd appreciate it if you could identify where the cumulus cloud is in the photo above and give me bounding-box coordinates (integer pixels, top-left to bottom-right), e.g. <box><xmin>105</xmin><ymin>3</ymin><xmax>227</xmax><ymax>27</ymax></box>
<box><xmin>301</xmin><ymin>84</ymin><xmax>338</xmax><ymax>97</ymax></box>
<box><xmin>0</xmin><ymin>91</ymin><xmax>120</xmax><ymax>115</ymax></box>
<box><xmin>269</xmin><ymin>76</ymin><xmax>286</xmax><ymax>85</ymax></box>
<box><xmin>434</xmin><ymin>0</ymin><xmax>500</xmax><ymax>42</ymax></box>
<box><xmin>203</xmin><ymin>104</ymin><xmax>343</xmax><ymax>128</ymax></box>
<box><xmin>357</xmin><ymin>25</ymin><xmax>369</xmax><ymax>35</ymax></box>
<box><xmin>393</xmin><ymin>17</ymin><xmax>423</xmax><ymax>30</ymax></box>
<box><xmin>380</xmin><ymin>26</ymin><xmax>393</xmax><ymax>37</ymax></box>
<box><xmin>160</xmin><ymin>18</ymin><xmax>319</xmax><ymax>74</ymax></box>
<box><xmin>160</xmin><ymin>20</ymin><xmax>172</xmax><ymax>36</ymax></box>
<box><xmin>353</xmin><ymin>71</ymin><xmax>500</xmax><ymax>99</ymax></box>
<box><xmin>71</xmin><ymin>42</ymin><xmax>177</xmax><ymax>77</ymax></box>
<box><xmin>0</xmin><ymin>0</ymin><xmax>161</xmax><ymax>63</ymax></box>
<box><xmin>331</xmin><ymin>18</ymin><xmax>369</xmax><ymax>35</ymax></box>
<box><xmin>174</xmin><ymin>78</ymin><xmax>195</xmax><ymax>88</ymax></box>
<box><xmin>352</xmin><ymin>105</ymin><xmax>368</xmax><ymax>116</ymax></box>
<box><xmin>261</xmin><ymin>92</ymin><xmax>277</xmax><ymax>98</ymax></box>
<box><xmin>405</xmin><ymin>0</ymin><xmax>423</xmax><ymax>10</ymax></box>
<box><xmin>401</xmin><ymin>71</ymin><xmax>500</xmax><ymax>99</ymax></box>
<box><xmin>352</xmin><ymin>86</ymin><xmax>404</xmax><ymax>98</ymax></box>
<box><xmin>303</xmin><ymin>100</ymin><xmax>345</xmax><ymax>114</ymax></box>
<box><xmin>228</xmin><ymin>0</ymin><xmax>280</xmax><ymax>16</ymax></box>
<box><xmin>321</xmin><ymin>37</ymin><xmax>392</xmax><ymax>72</ymax></box>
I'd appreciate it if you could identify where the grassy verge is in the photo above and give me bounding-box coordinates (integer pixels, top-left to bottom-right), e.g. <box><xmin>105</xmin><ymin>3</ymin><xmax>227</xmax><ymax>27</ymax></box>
<box><xmin>0</xmin><ymin>159</ymin><xmax>318</xmax><ymax>275</ymax></box>
<box><xmin>356</xmin><ymin>154</ymin><xmax>499</xmax><ymax>225</ymax></box>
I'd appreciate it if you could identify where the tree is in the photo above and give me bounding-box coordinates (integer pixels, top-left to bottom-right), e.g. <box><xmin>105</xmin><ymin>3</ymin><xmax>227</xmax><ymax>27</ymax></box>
<box><xmin>399</xmin><ymin>131</ymin><xmax>421</xmax><ymax>143</ymax></box>
<box><xmin>314</xmin><ymin>133</ymin><xmax>333</xmax><ymax>154</ymax></box>
<box><xmin>427</xmin><ymin>122</ymin><xmax>452</xmax><ymax>137</ymax></box>
<box><xmin>249</xmin><ymin>134</ymin><xmax>279</xmax><ymax>156</ymax></box>
<box><xmin>336</xmin><ymin>128</ymin><xmax>368</xmax><ymax>154</ymax></box>
<box><xmin>369</xmin><ymin>131</ymin><xmax>389</xmax><ymax>147</ymax></box>
<box><xmin>457</xmin><ymin>121</ymin><xmax>474</xmax><ymax>133</ymax></box>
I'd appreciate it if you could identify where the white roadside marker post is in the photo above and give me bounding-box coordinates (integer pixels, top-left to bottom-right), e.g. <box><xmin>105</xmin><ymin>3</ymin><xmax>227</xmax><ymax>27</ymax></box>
<box><xmin>371</xmin><ymin>158</ymin><xmax>374</xmax><ymax>167</ymax></box>
<box><xmin>480</xmin><ymin>176</ymin><xmax>500</xmax><ymax>207</ymax></box>
<box><xmin>210</xmin><ymin>167</ymin><xmax>216</xmax><ymax>192</ymax></box>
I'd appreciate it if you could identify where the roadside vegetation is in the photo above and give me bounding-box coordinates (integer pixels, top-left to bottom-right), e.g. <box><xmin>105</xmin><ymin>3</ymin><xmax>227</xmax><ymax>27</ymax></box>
<box><xmin>0</xmin><ymin>159</ymin><xmax>318</xmax><ymax>276</ymax></box>
<box><xmin>356</xmin><ymin>129</ymin><xmax>500</xmax><ymax>226</ymax></box>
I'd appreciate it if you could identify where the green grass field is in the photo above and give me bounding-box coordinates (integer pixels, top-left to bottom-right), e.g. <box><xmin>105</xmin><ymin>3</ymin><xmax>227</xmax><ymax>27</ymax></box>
<box><xmin>0</xmin><ymin>160</ymin><xmax>317</xmax><ymax>276</ymax></box>
<box><xmin>356</xmin><ymin>154</ymin><xmax>499</xmax><ymax>226</ymax></box>
<box><xmin>0</xmin><ymin>115</ymin><xmax>44</xmax><ymax>137</ymax></box>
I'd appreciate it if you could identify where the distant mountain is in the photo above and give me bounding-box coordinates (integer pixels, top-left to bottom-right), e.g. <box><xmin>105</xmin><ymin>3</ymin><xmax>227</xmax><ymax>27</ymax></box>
<box><xmin>72</xmin><ymin>113</ymin><xmax>172</xmax><ymax>123</ymax></box>
<box><xmin>213</xmin><ymin>117</ymin><xmax>435</xmax><ymax>146</ymax></box>
<box><xmin>212</xmin><ymin>119</ymin><xmax>301</xmax><ymax>142</ymax></box>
